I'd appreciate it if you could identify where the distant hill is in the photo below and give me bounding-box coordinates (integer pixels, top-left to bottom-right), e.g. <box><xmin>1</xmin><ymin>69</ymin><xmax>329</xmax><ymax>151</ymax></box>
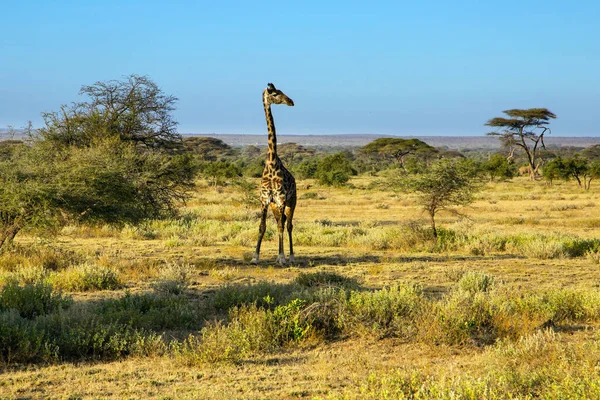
<box><xmin>183</xmin><ymin>133</ymin><xmax>600</xmax><ymax>150</ymax></box>
<box><xmin>4</xmin><ymin>129</ymin><xmax>600</xmax><ymax>150</ymax></box>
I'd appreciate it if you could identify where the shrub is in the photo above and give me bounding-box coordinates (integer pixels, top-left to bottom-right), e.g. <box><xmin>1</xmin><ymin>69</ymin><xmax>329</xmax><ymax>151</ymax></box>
<box><xmin>181</xmin><ymin>304</ymin><xmax>272</xmax><ymax>363</ymax></box>
<box><xmin>0</xmin><ymin>309</ymin><xmax>54</xmax><ymax>363</ymax></box>
<box><xmin>268</xmin><ymin>299</ymin><xmax>312</xmax><ymax>345</ymax></box>
<box><xmin>428</xmin><ymin>290</ymin><xmax>498</xmax><ymax>346</ymax></box>
<box><xmin>0</xmin><ymin>282</ymin><xmax>72</xmax><ymax>319</ymax></box>
<box><xmin>151</xmin><ymin>262</ymin><xmax>193</xmax><ymax>295</ymax></box>
<box><xmin>48</xmin><ymin>263</ymin><xmax>121</xmax><ymax>292</ymax></box>
<box><xmin>346</xmin><ymin>284</ymin><xmax>424</xmax><ymax>339</ymax></box>
<box><xmin>179</xmin><ymin>299</ymin><xmax>311</xmax><ymax>364</ymax></box>
<box><xmin>97</xmin><ymin>292</ymin><xmax>201</xmax><ymax>330</ymax></box>
<box><xmin>457</xmin><ymin>271</ymin><xmax>496</xmax><ymax>294</ymax></box>
<box><xmin>35</xmin><ymin>313</ymin><xmax>166</xmax><ymax>360</ymax></box>
<box><xmin>316</xmin><ymin>153</ymin><xmax>356</xmax><ymax>186</ymax></box>
<box><xmin>0</xmin><ymin>308</ymin><xmax>166</xmax><ymax>363</ymax></box>
<box><xmin>212</xmin><ymin>281</ymin><xmax>294</xmax><ymax>311</ymax></box>
<box><xmin>199</xmin><ymin>161</ymin><xmax>242</xmax><ymax>186</ymax></box>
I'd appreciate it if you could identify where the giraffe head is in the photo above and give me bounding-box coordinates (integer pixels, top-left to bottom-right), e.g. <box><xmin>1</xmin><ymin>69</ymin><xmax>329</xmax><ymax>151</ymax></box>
<box><xmin>263</xmin><ymin>83</ymin><xmax>294</xmax><ymax>107</ymax></box>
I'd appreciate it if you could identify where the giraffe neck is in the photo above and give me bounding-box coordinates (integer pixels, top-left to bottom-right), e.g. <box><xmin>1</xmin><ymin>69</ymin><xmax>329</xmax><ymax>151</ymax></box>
<box><xmin>263</xmin><ymin>99</ymin><xmax>277</xmax><ymax>163</ymax></box>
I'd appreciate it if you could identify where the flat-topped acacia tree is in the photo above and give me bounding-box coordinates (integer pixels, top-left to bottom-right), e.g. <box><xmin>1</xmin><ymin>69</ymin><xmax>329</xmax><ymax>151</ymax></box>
<box><xmin>361</xmin><ymin>138</ymin><xmax>438</xmax><ymax>169</ymax></box>
<box><xmin>485</xmin><ymin>108</ymin><xmax>556</xmax><ymax>180</ymax></box>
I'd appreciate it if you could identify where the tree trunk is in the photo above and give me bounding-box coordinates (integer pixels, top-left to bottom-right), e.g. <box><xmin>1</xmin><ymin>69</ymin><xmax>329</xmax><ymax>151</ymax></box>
<box><xmin>0</xmin><ymin>224</ymin><xmax>21</xmax><ymax>250</ymax></box>
<box><xmin>430</xmin><ymin>212</ymin><xmax>437</xmax><ymax>239</ymax></box>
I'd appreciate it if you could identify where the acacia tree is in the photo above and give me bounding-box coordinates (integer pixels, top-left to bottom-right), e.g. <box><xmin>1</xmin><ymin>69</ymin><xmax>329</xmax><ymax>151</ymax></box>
<box><xmin>0</xmin><ymin>75</ymin><xmax>195</xmax><ymax>250</ymax></box>
<box><xmin>544</xmin><ymin>155</ymin><xmax>600</xmax><ymax>190</ymax></box>
<box><xmin>39</xmin><ymin>75</ymin><xmax>180</xmax><ymax>149</ymax></box>
<box><xmin>278</xmin><ymin>142</ymin><xmax>316</xmax><ymax>166</ymax></box>
<box><xmin>402</xmin><ymin>159</ymin><xmax>481</xmax><ymax>238</ymax></box>
<box><xmin>182</xmin><ymin>136</ymin><xmax>235</xmax><ymax>161</ymax></box>
<box><xmin>486</xmin><ymin>108</ymin><xmax>556</xmax><ymax>180</ymax></box>
<box><xmin>361</xmin><ymin>138</ymin><xmax>438</xmax><ymax>169</ymax></box>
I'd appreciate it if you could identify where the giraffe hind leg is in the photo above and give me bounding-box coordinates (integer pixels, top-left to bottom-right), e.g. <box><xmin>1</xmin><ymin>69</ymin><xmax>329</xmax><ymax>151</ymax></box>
<box><xmin>285</xmin><ymin>205</ymin><xmax>295</xmax><ymax>263</ymax></box>
<box><xmin>252</xmin><ymin>204</ymin><xmax>269</xmax><ymax>264</ymax></box>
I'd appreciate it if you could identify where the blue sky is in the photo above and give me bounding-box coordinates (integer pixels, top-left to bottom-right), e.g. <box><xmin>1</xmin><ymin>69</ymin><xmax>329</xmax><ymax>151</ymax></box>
<box><xmin>1</xmin><ymin>1</ymin><xmax>599</xmax><ymax>136</ymax></box>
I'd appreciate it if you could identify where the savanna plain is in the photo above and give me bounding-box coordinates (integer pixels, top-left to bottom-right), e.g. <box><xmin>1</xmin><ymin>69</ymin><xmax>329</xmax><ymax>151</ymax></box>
<box><xmin>2</xmin><ymin>175</ymin><xmax>600</xmax><ymax>399</ymax></box>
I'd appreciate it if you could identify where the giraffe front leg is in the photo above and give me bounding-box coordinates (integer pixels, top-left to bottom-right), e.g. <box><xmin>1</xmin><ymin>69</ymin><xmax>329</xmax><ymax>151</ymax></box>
<box><xmin>252</xmin><ymin>205</ymin><xmax>269</xmax><ymax>264</ymax></box>
<box><xmin>276</xmin><ymin>208</ymin><xmax>286</xmax><ymax>266</ymax></box>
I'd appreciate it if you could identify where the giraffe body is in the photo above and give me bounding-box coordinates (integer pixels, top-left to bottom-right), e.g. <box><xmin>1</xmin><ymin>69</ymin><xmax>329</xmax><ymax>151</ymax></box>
<box><xmin>252</xmin><ymin>83</ymin><xmax>296</xmax><ymax>266</ymax></box>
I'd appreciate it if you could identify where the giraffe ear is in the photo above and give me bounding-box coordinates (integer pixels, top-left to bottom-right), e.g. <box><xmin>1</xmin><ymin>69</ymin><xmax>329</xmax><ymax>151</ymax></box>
<box><xmin>267</xmin><ymin>83</ymin><xmax>276</xmax><ymax>92</ymax></box>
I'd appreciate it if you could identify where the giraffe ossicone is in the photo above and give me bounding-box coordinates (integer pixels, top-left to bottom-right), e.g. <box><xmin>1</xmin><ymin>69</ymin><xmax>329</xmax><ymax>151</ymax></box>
<box><xmin>251</xmin><ymin>83</ymin><xmax>297</xmax><ymax>267</ymax></box>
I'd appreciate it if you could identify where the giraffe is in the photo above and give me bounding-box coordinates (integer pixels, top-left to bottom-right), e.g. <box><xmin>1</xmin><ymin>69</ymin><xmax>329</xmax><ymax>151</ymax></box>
<box><xmin>251</xmin><ymin>83</ymin><xmax>296</xmax><ymax>266</ymax></box>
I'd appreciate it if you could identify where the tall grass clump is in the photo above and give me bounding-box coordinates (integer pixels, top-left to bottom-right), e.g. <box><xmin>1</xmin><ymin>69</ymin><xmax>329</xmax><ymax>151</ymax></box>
<box><xmin>503</xmin><ymin>233</ymin><xmax>600</xmax><ymax>259</ymax></box>
<box><xmin>212</xmin><ymin>281</ymin><xmax>296</xmax><ymax>311</ymax></box>
<box><xmin>345</xmin><ymin>284</ymin><xmax>424</xmax><ymax>339</ymax></box>
<box><xmin>0</xmin><ymin>244</ymin><xmax>80</xmax><ymax>273</ymax></box>
<box><xmin>456</xmin><ymin>271</ymin><xmax>496</xmax><ymax>294</ymax></box>
<box><xmin>425</xmin><ymin>290</ymin><xmax>498</xmax><ymax>346</ymax></box>
<box><xmin>47</xmin><ymin>263</ymin><xmax>121</xmax><ymax>292</ymax></box>
<box><xmin>295</xmin><ymin>271</ymin><xmax>361</xmax><ymax>290</ymax></box>
<box><xmin>0</xmin><ymin>309</ymin><xmax>166</xmax><ymax>363</ymax></box>
<box><xmin>151</xmin><ymin>262</ymin><xmax>194</xmax><ymax>295</ymax></box>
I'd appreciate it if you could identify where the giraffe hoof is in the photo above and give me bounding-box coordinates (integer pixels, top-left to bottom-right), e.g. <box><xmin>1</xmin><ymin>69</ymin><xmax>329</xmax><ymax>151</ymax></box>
<box><xmin>288</xmin><ymin>255</ymin><xmax>295</xmax><ymax>263</ymax></box>
<box><xmin>250</xmin><ymin>254</ymin><xmax>259</xmax><ymax>264</ymax></box>
<box><xmin>276</xmin><ymin>254</ymin><xmax>286</xmax><ymax>266</ymax></box>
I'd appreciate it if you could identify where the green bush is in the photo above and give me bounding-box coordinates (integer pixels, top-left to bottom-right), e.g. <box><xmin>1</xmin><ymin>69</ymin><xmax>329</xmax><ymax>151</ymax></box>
<box><xmin>199</xmin><ymin>161</ymin><xmax>242</xmax><ymax>186</ymax></box>
<box><xmin>294</xmin><ymin>158</ymin><xmax>319</xmax><ymax>179</ymax></box>
<box><xmin>179</xmin><ymin>299</ymin><xmax>311</xmax><ymax>364</ymax></box>
<box><xmin>0</xmin><ymin>309</ymin><xmax>166</xmax><ymax>363</ymax></box>
<box><xmin>0</xmin><ymin>309</ymin><xmax>53</xmax><ymax>363</ymax></box>
<box><xmin>346</xmin><ymin>284</ymin><xmax>424</xmax><ymax>338</ymax></box>
<box><xmin>457</xmin><ymin>271</ymin><xmax>496</xmax><ymax>294</ymax></box>
<box><xmin>97</xmin><ymin>292</ymin><xmax>201</xmax><ymax>330</ymax></box>
<box><xmin>212</xmin><ymin>281</ymin><xmax>295</xmax><ymax>311</ymax></box>
<box><xmin>181</xmin><ymin>304</ymin><xmax>272</xmax><ymax>363</ymax></box>
<box><xmin>0</xmin><ymin>282</ymin><xmax>72</xmax><ymax>319</ymax></box>
<box><xmin>268</xmin><ymin>299</ymin><xmax>311</xmax><ymax>345</ymax></box>
<box><xmin>316</xmin><ymin>153</ymin><xmax>356</xmax><ymax>186</ymax></box>
<box><xmin>35</xmin><ymin>312</ymin><xmax>166</xmax><ymax>360</ymax></box>
<box><xmin>430</xmin><ymin>290</ymin><xmax>498</xmax><ymax>345</ymax></box>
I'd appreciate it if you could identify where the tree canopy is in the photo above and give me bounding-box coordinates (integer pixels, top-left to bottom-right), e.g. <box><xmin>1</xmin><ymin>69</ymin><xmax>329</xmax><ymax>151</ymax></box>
<box><xmin>39</xmin><ymin>75</ymin><xmax>180</xmax><ymax>149</ymax></box>
<box><xmin>580</xmin><ymin>144</ymin><xmax>600</xmax><ymax>161</ymax></box>
<box><xmin>361</xmin><ymin>138</ymin><xmax>438</xmax><ymax>168</ymax></box>
<box><xmin>182</xmin><ymin>136</ymin><xmax>235</xmax><ymax>161</ymax></box>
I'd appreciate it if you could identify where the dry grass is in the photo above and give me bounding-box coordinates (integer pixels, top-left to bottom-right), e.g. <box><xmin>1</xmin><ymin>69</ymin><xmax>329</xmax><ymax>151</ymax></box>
<box><xmin>2</xmin><ymin>176</ymin><xmax>600</xmax><ymax>398</ymax></box>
